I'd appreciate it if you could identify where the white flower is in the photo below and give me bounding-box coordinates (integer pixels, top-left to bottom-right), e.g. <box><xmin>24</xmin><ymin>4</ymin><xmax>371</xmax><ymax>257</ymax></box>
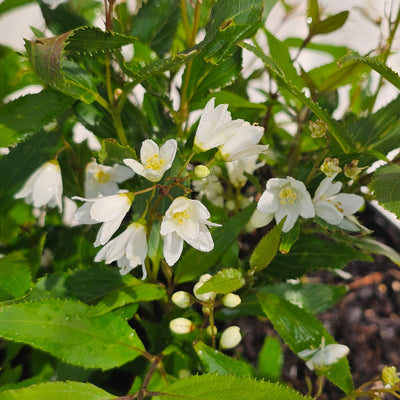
<box><xmin>94</xmin><ymin>222</ymin><xmax>148</xmax><ymax>277</ymax></box>
<box><xmin>72</xmin><ymin>122</ymin><xmax>101</xmax><ymax>151</ymax></box>
<box><xmin>218</xmin><ymin>122</ymin><xmax>268</xmax><ymax>162</ymax></box>
<box><xmin>84</xmin><ymin>160</ymin><xmax>134</xmax><ymax>197</ymax></box>
<box><xmin>222</xmin><ymin>293</ymin><xmax>241</xmax><ymax>308</ymax></box>
<box><xmin>226</xmin><ymin>155</ymin><xmax>264</xmax><ymax>188</ymax></box>
<box><xmin>14</xmin><ymin>160</ymin><xmax>63</xmax><ymax>211</ymax></box>
<box><xmin>169</xmin><ymin>317</ymin><xmax>195</xmax><ymax>334</ymax></box>
<box><xmin>193</xmin><ymin>98</ymin><xmax>241</xmax><ymax>152</ymax></box>
<box><xmin>171</xmin><ymin>291</ymin><xmax>192</xmax><ymax>308</ymax></box>
<box><xmin>123</xmin><ymin>139</ymin><xmax>177</xmax><ymax>182</ymax></box>
<box><xmin>256</xmin><ymin>177</ymin><xmax>315</xmax><ymax>232</ymax></box>
<box><xmin>160</xmin><ymin>197</ymin><xmax>221</xmax><ymax>266</ymax></box>
<box><xmin>299</xmin><ymin>338</ymin><xmax>350</xmax><ymax>370</ymax></box>
<box><xmin>192</xmin><ymin>174</ymin><xmax>224</xmax><ymax>208</ymax></box>
<box><xmin>220</xmin><ymin>326</ymin><xmax>242</xmax><ymax>349</ymax></box>
<box><xmin>313</xmin><ymin>174</ymin><xmax>364</xmax><ymax>227</ymax></box>
<box><xmin>73</xmin><ymin>193</ymin><xmax>134</xmax><ymax>246</ymax></box>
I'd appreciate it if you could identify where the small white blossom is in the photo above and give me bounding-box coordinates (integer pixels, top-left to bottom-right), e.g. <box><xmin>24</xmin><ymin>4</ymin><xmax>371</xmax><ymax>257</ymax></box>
<box><xmin>94</xmin><ymin>222</ymin><xmax>148</xmax><ymax>277</ymax></box>
<box><xmin>313</xmin><ymin>174</ymin><xmax>364</xmax><ymax>227</ymax></box>
<box><xmin>220</xmin><ymin>326</ymin><xmax>242</xmax><ymax>349</ymax></box>
<box><xmin>256</xmin><ymin>177</ymin><xmax>315</xmax><ymax>232</ymax></box>
<box><xmin>192</xmin><ymin>174</ymin><xmax>224</xmax><ymax>208</ymax></box>
<box><xmin>218</xmin><ymin>122</ymin><xmax>268</xmax><ymax>162</ymax></box>
<box><xmin>169</xmin><ymin>317</ymin><xmax>195</xmax><ymax>334</ymax></box>
<box><xmin>123</xmin><ymin>139</ymin><xmax>177</xmax><ymax>182</ymax></box>
<box><xmin>14</xmin><ymin>160</ymin><xmax>63</xmax><ymax>211</ymax></box>
<box><xmin>222</xmin><ymin>293</ymin><xmax>241</xmax><ymax>308</ymax></box>
<box><xmin>73</xmin><ymin>192</ymin><xmax>134</xmax><ymax>246</ymax></box>
<box><xmin>84</xmin><ymin>160</ymin><xmax>134</xmax><ymax>197</ymax></box>
<box><xmin>160</xmin><ymin>197</ymin><xmax>221</xmax><ymax>266</ymax></box>
<box><xmin>171</xmin><ymin>291</ymin><xmax>192</xmax><ymax>308</ymax></box>
<box><xmin>226</xmin><ymin>155</ymin><xmax>264</xmax><ymax>188</ymax></box>
<box><xmin>193</xmin><ymin>98</ymin><xmax>236</xmax><ymax>152</ymax></box>
<box><xmin>299</xmin><ymin>338</ymin><xmax>350</xmax><ymax>370</ymax></box>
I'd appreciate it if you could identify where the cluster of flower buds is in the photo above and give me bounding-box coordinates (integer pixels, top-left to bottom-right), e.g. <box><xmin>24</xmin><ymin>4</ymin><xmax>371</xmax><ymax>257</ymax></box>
<box><xmin>169</xmin><ymin>273</ymin><xmax>242</xmax><ymax>350</ymax></box>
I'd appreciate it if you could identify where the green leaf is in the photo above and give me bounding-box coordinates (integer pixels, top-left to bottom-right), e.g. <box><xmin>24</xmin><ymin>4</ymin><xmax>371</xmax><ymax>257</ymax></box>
<box><xmin>339</xmin><ymin>51</ymin><xmax>400</xmax><ymax>90</ymax></box>
<box><xmin>354</xmin><ymin>237</ymin><xmax>400</xmax><ymax>266</ymax></box>
<box><xmin>0</xmin><ymin>299</ymin><xmax>145</xmax><ymax>369</ymax></box>
<box><xmin>202</xmin><ymin>0</ymin><xmax>274</xmax><ymax>64</ymax></box>
<box><xmin>258</xmin><ymin>336</ymin><xmax>283</xmax><ymax>380</ymax></box>
<box><xmin>266</xmin><ymin>234</ymin><xmax>372</xmax><ymax>279</ymax></box>
<box><xmin>257</xmin><ymin>292</ymin><xmax>353</xmax><ymax>393</ymax></box>
<box><xmin>155</xmin><ymin>374</ymin><xmax>312</xmax><ymax>399</ymax></box>
<box><xmin>0</xmin><ymin>90</ymin><xmax>74</xmax><ymax>147</ymax></box>
<box><xmin>98</xmin><ymin>138</ymin><xmax>137</xmax><ymax>165</ymax></box>
<box><xmin>258</xmin><ymin>282</ymin><xmax>346</xmax><ymax>314</ymax></box>
<box><xmin>279</xmin><ymin>220</ymin><xmax>300</xmax><ymax>253</ymax></box>
<box><xmin>370</xmin><ymin>163</ymin><xmax>400</xmax><ymax>219</ymax></box>
<box><xmin>0</xmin><ymin>253</ymin><xmax>32</xmax><ymax>301</ymax></box>
<box><xmin>196</xmin><ymin>268</ymin><xmax>245</xmax><ymax>295</ymax></box>
<box><xmin>249</xmin><ymin>219</ymin><xmax>284</xmax><ymax>273</ymax></box>
<box><xmin>307</xmin><ymin>0</ymin><xmax>319</xmax><ymax>24</ymax></box>
<box><xmin>0</xmin><ymin>0</ymin><xmax>34</xmax><ymax>15</ymax></box>
<box><xmin>174</xmin><ymin>204</ymin><xmax>256</xmax><ymax>284</ymax></box>
<box><xmin>194</xmin><ymin>341</ymin><xmax>254</xmax><ymax>377</ymax></box>
<box><xmin>0</xmin><ymin>381</ymin><xmax>116</xmax><ymax>400</ymax></box>
<box><xmin>130</xmin><ymin>0</ymin><xmax>180</xmax><ymax>56</ymax></box>
<box><xmin>0</xmin><ymin>129</ymin><xmax>61</xmax><ymax>212</ymax></box>
<box><xmin>310</xmin><ymin>11</ymin><xmax>349</xmax><ymax>35</ymax></box>
<box><xmin>240</xmin><ymin>42</ymin><xmax>354</xmax><ymax>154</ymax></box>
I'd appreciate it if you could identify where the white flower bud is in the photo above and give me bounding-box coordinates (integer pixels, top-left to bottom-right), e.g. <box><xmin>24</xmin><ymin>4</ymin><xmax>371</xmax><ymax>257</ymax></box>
<box><xmin>169</xmin><ymin>318</ymin><xmax>195</xmax><ymax>334</ymax></box>
<box><xmin>220</xmin><ymin>326</ymin><xmax>241</xmax><ymax>349</ymax></box>
<box><xmin>222</xmin><ymin>293</ymin><xmax>241</xmax><ymax>308</ymax></box>
<box><xmin>193</xmin><ymin>274</ymin><xmax>216</xmax><ymax>302</ymax></box>
<box><xmin>206</xmin><ymin>325</ymin><xmax>218</xmax><ymax>336</ymax></box>
<box><xmin>225</xmin><ymin>199</ymin><xmax>236</xmax><ymax>211</ymax></box>
<box><xmin>202</xmin><ymin>306</ymin><xmax>211</xmax><ymax>315</ymax></box>
<box><xmin>172</xmin><ymin>291</ymin><xmax>192</xmax><ymax>308</ymax></box>
<box><xmin>194</xmin><ymin>165</ymin><xmax>211</xmax><ymax>179</ymax></box>
<box><xmin>178</xmin><ymin>369</ymin><xmax>191</xmax><ymax>379</ymax></box>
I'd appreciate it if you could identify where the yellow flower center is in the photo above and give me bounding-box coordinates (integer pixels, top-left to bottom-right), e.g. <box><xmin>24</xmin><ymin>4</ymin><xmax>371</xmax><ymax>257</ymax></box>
<box><xmin>173</xmin><ymin>210</ymin><xmax>190</xmax><ymax>224</ymax></box>
<box><xmin>95</xmin><ymin>170</ymin><xmax>110</xmax><ymax>183</ymax></box>
<box><xmin>145</xmin><ymin>154</ymin><xmax>165</xmax><ymax>171</ymax></box>
<box><xmin>279</xmin><ymin>186</ymin><xmax>297</xmax><ymax>205</ymax></box>
<box><xmin>328</xmin><ymin>199</ymin><xmax>344</xmax><ymax>213</ymax></box>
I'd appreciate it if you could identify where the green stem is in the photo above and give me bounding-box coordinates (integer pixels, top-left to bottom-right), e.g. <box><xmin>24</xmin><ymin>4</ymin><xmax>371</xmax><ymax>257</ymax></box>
<box><xmin>180</xmin><ymin>0</ymin><xmax>191</xmax><ymax>46</ymax></box>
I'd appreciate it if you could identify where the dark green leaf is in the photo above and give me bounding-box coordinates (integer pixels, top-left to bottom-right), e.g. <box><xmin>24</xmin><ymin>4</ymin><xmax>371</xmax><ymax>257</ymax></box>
<box><xmin>194</xmin><ymin>341</ymin><xmax>254</xmax><ymax>377</ymax></box>
<box><xmin>174</xmin><ymin>204</ymin><xmax>256</xmax><ymax>283</ymax></box>
<box><xmin>267</xmin><ymin>234</ymin><xmax>372</xmax><ymax>279</ymax></box>
<box><xmin>310</xmin><ymin>11</ymin><xmax>349</xmax><ymax>35</ymax></box>
<box><xmin>257</xmin><ymin>292</ymin><xmax>353</xmax><ymax>393</ymax></box>
<box><xmin>0</xmin><ymin>381</ymin><xmax>116</xmax><ymax>400</ymax></box>
<box><xmin>249</xmin><ymin>219</ymin><xmax>284</xmax><ymax>273</ymax></box>
<box><xmin>258</xmin><ymin>336</ymin><xmax>283</xmax><ymax>380</ymax></box>
<box><xmin>370</xmin><ymin>163</ymin><xmax>400</xmax><ymax>219</ymax></box>
<box><xmin>0</xmin><ymin>299</ymin><xmax>145</xmax><ymax>369</ymax></box>
<box><xmin>156</xmin><ymin>373</ymin><xmax>312</xmax><ymax>399</ymax></box>
<box><xmin>196</xmin><ymin>268</ymin><xmax>245</xmax><ymax>295</ymax></box>
<box><xmin>0</xmin><ymin>90</ymin><xmax>73</xmax><ymax>147</ymax></box>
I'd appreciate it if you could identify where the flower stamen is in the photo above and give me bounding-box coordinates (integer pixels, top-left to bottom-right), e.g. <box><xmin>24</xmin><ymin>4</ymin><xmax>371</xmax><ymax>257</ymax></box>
<box><xmin>279</xmin><ymin>186</ymin><xmax>297</xmax><ymax>205</ymax></box>
<box><xmin>145</xmin><ymin>154</ymin><xmax>165</xmax><ymax>171</ymax></box>
<box><xmin>173</xmin><ymin>210</ymin><xmax>190</xmax><ymax>224</ymax></box>
<box><xmin>94</xmin><ymin>170</ymin><xmax>110</xmax><ymax>183</ymax></box>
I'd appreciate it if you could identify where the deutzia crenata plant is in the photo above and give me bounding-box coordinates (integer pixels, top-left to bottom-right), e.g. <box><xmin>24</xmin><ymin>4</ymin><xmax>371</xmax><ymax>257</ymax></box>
<box><xmin>2</xmin><ymin>1</ymin><xmax>400</xmax><ymax>399</ymax></box>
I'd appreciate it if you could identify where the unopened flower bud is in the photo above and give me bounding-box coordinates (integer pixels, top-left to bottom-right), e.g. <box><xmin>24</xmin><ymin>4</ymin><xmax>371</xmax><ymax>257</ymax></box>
<box><xmin>382</xmin><ymin>366</ymin><xmax>400</xmax><ymax>388</ymax></box>
<box><xmin>343</xmin><ymin>159</ymin><xmax>364</xmax><ymax>179</ymax></box>
<box><xmin>169</xmin><ymin>318</ymin><xmax>195</xmax><ymax>334</ymax></box>
<box><xmin>206</xmin><ymin>325</ymin><xmax>218</xmax><ymax>336</ymax></box>
<box><xmin>222</xmin><ymin>293</ymin><xmax>241</xmax><ymax>308</ymax></box>
<box><xmin>309</xmin><ymin>119</ymin><xmax>327</xmax><ymax>138</ymax></box>
<box><xmin>202</xmin><ymin>306</ymin><xmax>211</xmax><ymax>315</ymax></box>
<box><xmin>194</xmin><ymin>165</ymin><xmax>211</xmax><ymax>179</ymax></box>
<box><xmin>220</xmin><ymin>326</ymin><xmax>241</xmax><ymax>349</ymax></box>
<box><xmin>172</xmin><ymin>291</ymin><xmax>192</xmax><ymax>308</ymax></box>
<box><xmin>225</xmin><ymin>200</ymin><xmax>235</xmax><ymax>211</ymax></box>
<box><xmin>320</xmin><ymin>157</ymin><xmax>342</xmax><ymax>177</ymax></box>
<box><xmin>193</xmin><ymin>274</ymin><xmax>216</xmax><ymax>302</ymax></box>
<box><xmin>178</xmin><ymin>369</ymin><xmax>191</xmax><ymax>379</ymax></box>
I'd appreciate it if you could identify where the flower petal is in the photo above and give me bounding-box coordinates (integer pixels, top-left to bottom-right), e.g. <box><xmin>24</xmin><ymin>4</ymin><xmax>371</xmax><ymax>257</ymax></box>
<box><xmin>163</xmin><ymin>232</ymin><xmax>184</xmax><ymax>266</ymax></box>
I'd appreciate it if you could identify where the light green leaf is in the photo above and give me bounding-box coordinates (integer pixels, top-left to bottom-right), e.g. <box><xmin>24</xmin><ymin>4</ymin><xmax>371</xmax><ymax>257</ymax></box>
<box><xmin>267</xmin><ymin>234</ymin><xmax>372</xmax><ymax>279</ymax></box>
<box><xmin>0</xmin><ymin>381</ymin><xmax>116</xmax><ymax>400</ymax></box>
<box><xmin>0</xmin><ymin>0</ymin><xmax>34</xmax><ymax>15</ymax></box>
<box><xmin>370</xmin><ymin>163</ymin><xmax>400</xmax><ymax>219</ymax></box>
<box><xmin>194</xmin><ymin>341</ymin><xmax>253</xmax><ymax>377</ymax></box>
<box><xmin>155</xmin><ymin>374</ymin><xmax>312</xmax><ymax>399</ymax></box>
<box><xmin>249</xmin><ymin>219</ymin><xmax>284</xmax><ymax>273</ymax></box>
<box><xmin>307</xmin><ymin>0</ymin><xmax>319</xmax><ymax>24</ymax></box>
<box><xmin>339</xmin><ymin>52</ymin><xmax>400</xmax><ymax>90</ymax></box>
<box><xmin>257</xmin><ymin>292</ymin><xmax>353</xmax><ymax>393</ymax></box>
<box><xmin>196</xmin><ymin>268</ymin><xmax>245</xmax><ymax>295</ymax></box>
<box><xmin>258</xmin><ymin>336</ymin><xmax>283</xmax><ymax>380</ymax></box>
<box><xmin>309</xmin><ymin>11</ymin><xmax>349</xmax><ymax>35</ymax></box>
<box><xmin>240</xmin><ymin>42</ymin><xmax>354</xmax><ymax>154</ymax></box>
<box><xmin>0</xmin><ymin>299</ymin><xmax>145</xmax><ymax>369</ymax></box>
<box><xmin>354</xmin><ymin>237</ymin><xmax>400</xmax><ymax>266</ymax></box>
<box><xmin>0</xmin><ymin>90</ymin><xmax>74</xmax><ymax>147</ymax></box>
<box><xmin>174</xmin><ymin>204</ymin><xmax>256</xmax><ymax>284</ymax></box>
<box><xmin>258</xmin><ymin>282</ymin><xmax>346</xmax><ymax>314</ymax></box>
<box><xmin>98</xmin><ymin>138</ymin><xmax>137</xmax><ymax>166</ymax></box>
<box><xmin>0</xmin><ymin>253</ymin><xmax>32</xmax><ymax>301</ymax></box>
